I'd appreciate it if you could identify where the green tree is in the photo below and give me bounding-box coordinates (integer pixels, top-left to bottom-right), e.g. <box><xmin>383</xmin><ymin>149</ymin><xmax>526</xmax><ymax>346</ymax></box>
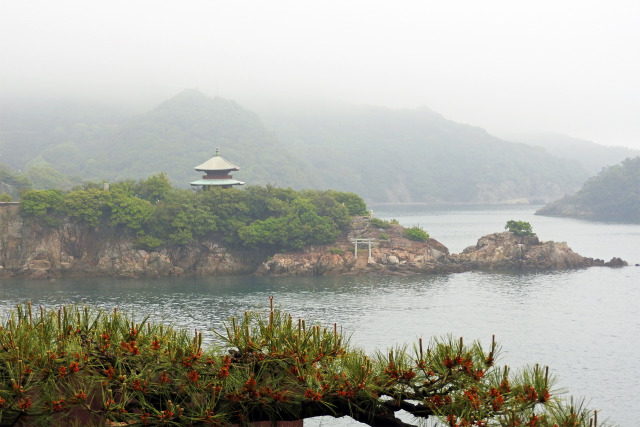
<box><xmin>19</xmin><ymin>189</ymin><xmax>64</xmax><ymax>217</ymax></box>
<box><xmin>238</xmin><ymin>198</ymin><xmax>341</xmax><ymax>250</ymax></box>
<box><xmin>505</xmin><ymin>220</ymin><xmax>536</xmax><ymax>237</ymax></box>
<box><xmin>135</xmin><ymin>172</ymin><xmax>173</xmax><ymax>202</ymax></box>
<box><xmin>63</xmin><ymin>188</ymin><xmax>111</xmax><ymax>227</ymax></box>
<box><xmin>0</xmin><ymin>193</ymin><xmax>13</xmax><ymax>202</ymax></box>
<box><xmin>108</xmin><ymin>191</ymin><xmax>153</xmax><ymax>230</ymax></box>
<box><xmin>325</xmin><ymin>190</ymin><xmax>368</xmax><ymax>215</ymax></box>
<box><xmin>404</xmin><ymin>226</ymin><xmax>430</xmax><ymax>241</ymax></box>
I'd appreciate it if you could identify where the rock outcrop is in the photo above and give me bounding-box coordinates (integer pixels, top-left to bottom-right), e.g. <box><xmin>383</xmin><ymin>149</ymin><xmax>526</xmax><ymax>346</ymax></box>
<box><xmin>255</xmin><ymin>223</ymin><xmax>627</xmax><ymax>276</ymax></box>
<box><xmin>451</xmin><ymin>232</ymin><xmax>625</xmax><ymax>270</ymax></box>
<box><xmin>0</xmin><ymin>205</ymin><xmax>261</xmax><ymax>279</ymax></box>
<box><xmin>255</xmin><ymin>217</ymin><xmax>459</xmax><ymax>276</ymax></box>
<box><xmin>0</xmin><ymin>205</ymin><xmax>627</xmax><ymax>279</ymax></box>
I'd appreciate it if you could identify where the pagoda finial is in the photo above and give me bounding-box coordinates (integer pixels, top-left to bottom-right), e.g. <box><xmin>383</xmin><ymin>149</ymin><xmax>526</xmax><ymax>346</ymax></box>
<box><xmin>215</xmin><ymin>147</ymin><xmax>220</xmax><ymax>156</ymax></box>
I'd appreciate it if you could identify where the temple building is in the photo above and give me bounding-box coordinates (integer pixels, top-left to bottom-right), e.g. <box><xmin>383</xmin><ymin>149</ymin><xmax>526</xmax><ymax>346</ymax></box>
<box><xmin>190</xmin><ymin>148</ymin><xmax>245</xmax><ymax>189</ymax></box>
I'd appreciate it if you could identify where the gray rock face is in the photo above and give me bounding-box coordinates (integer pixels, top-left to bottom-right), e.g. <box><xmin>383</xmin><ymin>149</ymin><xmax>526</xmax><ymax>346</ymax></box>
<box><xmin>0</xmin><ymin>205</ymin><xmax>257</xmax><ymax>279</ymax></box>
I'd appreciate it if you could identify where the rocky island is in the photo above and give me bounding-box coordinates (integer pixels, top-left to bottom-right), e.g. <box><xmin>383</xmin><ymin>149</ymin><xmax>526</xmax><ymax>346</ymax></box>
<box><xmin>256</xmin><ymin>216</ymin><xmax>626</xmax><ymax>276</ymax></box>
<box><xmin>0</xmin><ymin>203</ymin><xmax>625</xmax><ymax>280</ymax></box>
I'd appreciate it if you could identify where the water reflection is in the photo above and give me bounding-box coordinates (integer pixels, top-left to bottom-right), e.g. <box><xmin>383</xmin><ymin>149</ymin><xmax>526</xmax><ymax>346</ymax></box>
<box><xmin>0</xmin><ymin>263</ymin><xmax>638</xmax><ymax>424</ymax></box>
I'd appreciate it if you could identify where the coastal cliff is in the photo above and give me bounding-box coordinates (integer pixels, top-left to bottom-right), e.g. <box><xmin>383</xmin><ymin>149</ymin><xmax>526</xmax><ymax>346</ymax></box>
<box><xmin>0</xmin><ymin>204</ymin><xmax>263</xmax><ymax>279</ymax></box>
<box><xmin>0</xmin><ymin>205</ymin><xmax>625</xmax><ymax>279</ymax></box>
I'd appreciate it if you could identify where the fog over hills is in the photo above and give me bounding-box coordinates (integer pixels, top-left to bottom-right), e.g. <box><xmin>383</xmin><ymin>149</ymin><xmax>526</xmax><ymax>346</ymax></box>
<box><xmin>503</xmin><ymin>132</ymin><xmax>640</xmax><ymax>175</ymax></box>
<box><xmin>537</xmin><ymin>156</ymin><xmax>640</xmax><ymax>223</ymax></box>
<box><xmin>1</xmin><ymin>90</ymin><xmax>627</xmax><ymax>203</ymax></box>
<box><xmin>259</xmin><ymin>102</ymin><xmax>589</xmax><ymax>203</ymax></box>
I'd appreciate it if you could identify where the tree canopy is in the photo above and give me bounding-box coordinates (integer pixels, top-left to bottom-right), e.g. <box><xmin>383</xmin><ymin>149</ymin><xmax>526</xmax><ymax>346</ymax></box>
<box><xmin>19</xmin><ymin>176</ymin><xmax>367</xmax><ymax>251</ymax></box>
<box><xmin>505</xmin><ymin>220</ymin><xmax>536</xmax><ymax>237</ymax></box>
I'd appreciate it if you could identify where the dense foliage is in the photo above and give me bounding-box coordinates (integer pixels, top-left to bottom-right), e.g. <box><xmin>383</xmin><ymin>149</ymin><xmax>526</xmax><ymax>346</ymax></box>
<box><xmin>260</xmin><ymin>104</ymin><xmax>589</xmax><ymax>203</ymax></box>
<box><xmin>403</xmin><ymin>226</ymin><xmax>430</xmax><ymax>241</ymax></box>
<box><xmin>537</xmin><ymin>157</ymin><xmax>640</xmax><ymax>223</ymax></box>
<box><xmin>1</xmin><ymin>91</ymin><xmax>590</xmax><ymax>203</ymax></box>
<box><xmin>19</xmin><ymin>175</ymin><xmax>365</xmax><ymax>251</ymax></box>
<box><xmin>369</xmin><ymin>217</ymin><xmax>392</xmax><ymax>229</ymax></box>
<box><xmin>504</xmin><ymin>220</ymin><xmax>536</xmax><ymax>237</ymax></box>
<box><xmin>0</xmin><ymin>302</ymin><xmax>604</xmax><ymax>426</ymax></box>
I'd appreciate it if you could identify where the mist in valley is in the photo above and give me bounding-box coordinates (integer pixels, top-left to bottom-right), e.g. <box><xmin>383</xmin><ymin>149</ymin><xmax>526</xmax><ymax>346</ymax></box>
<box><xmin>1</xmin><ymin>0</ymin><xmax>640</xmax><ymax>204</ymax></box>
<box><xmin>3</xmin><ymin>1</ymin><xmax>639</xmax><ymax>146</ymax></box>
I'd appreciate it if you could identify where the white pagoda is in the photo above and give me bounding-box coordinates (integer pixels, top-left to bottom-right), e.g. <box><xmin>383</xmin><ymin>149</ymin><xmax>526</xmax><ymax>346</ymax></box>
<box><xmin>190</xmin><ymin>148</ymin><xmax>245</xmax><ymax>189</ymax></box>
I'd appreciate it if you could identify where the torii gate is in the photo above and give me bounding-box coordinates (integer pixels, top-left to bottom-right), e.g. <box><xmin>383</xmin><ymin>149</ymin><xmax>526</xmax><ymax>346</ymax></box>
<box><xmin>353</xmin><ymin>238</ymin><xmax>375</xmax><ymax>258</ymax></box>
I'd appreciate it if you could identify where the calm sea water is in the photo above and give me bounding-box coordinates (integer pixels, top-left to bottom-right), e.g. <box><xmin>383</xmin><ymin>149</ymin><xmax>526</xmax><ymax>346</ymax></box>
<box><xmin>1</xmin><ymin>205</ymin><xmax>638</xmax><ymax>426</ymax></box>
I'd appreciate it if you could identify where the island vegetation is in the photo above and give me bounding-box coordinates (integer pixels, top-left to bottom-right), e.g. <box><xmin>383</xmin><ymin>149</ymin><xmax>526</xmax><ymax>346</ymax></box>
<box><xmin>18</xmin><ymin>174</ymin><xmax>368</xmax><ymax>252</ymax></box>
<box><xmin>536</xmin><ymin>156</ymin><xmax>640</xmax><ymax>223</ymax></box>
<box><xmin>0</xmin><ymin>302</ymin><xmax>603</xmax><ymax>426</ymax></box>
<box><xmin>504</xmin><ymin>220</ymin><xmax>536</xmax><ymax>237</ymax></box>
<box><xmin>1</xmin><ymin>177</ymin><xmax>624</xmax><ymax>279</ymax></box>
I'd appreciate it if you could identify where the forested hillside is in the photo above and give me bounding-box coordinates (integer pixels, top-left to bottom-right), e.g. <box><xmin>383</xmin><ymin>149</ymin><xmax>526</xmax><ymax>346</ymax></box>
<box><xmin>506</xmin><ymin>132</ymin><xmax>640</xmax><ymax>175</ymax></box>
<box><xmin>261</xmin><ymin>104</ymin><xmax>589</xmax><ymax>202</ymax></box>
<box><xmin>0</xmin><ymin>91</ymin><xmax>309</xmax><ymax>189</ymax></box>
<box><xmin>536</xmin><ymin>156</ymin><xmax>640</xmax><ymax>222</ymax></box>
<box><xmin>1</xmin><ymin>90</ymin><xmax>592</xmax><ymax>203</ymax></box>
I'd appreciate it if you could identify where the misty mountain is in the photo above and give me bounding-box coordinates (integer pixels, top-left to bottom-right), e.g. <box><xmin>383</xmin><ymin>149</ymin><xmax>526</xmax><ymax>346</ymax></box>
<box><xmin>259</xmin><ymin>104</ymin><xmax>589</xmax><ymax>203</ymax></box>
<box><xmin>0</xmin><ymin>90</ymin><xmax>595</xmax><ymax>203</ymax></box>
<box><xmin>0</xmin><ymin>90</ymin><xmax>310</xmax><ymax>189</ymax></box>
<box><xmin>79</xmin><ymin>90</ymin><xmax>310</xmax><ymax>187</ymax></box>
<box><xmin>0</xmin><ymin>98</ymin><xmax>128</xmax><ymax>170</ymax></box>
<box><xmin>503</xmin><ymin>132</ymin><xmax>640</xmax><ymax>175</ymax></box>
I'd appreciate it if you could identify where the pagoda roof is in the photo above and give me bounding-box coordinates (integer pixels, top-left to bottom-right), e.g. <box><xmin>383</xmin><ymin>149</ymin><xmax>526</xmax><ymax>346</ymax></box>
<box><xmin>190</xmin><ymin>179</ymin><xmax>245</xmax><ymax>187</ymax></box>
<box><xmin>194</xmin><ymin>148</ymin><xmax>240</xmax><ymax>172</ymax></box>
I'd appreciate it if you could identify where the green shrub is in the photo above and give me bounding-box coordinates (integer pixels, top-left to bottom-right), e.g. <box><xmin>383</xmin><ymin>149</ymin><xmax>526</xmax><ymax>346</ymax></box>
<box><xmin>379</xmin><ymin>233</ymin><xmax>389</xmax><ymax>240</ymax></box>
<box><xmin>63</xmin><ymin>188</ymin><xmax>111</xmax><ymax>227</ymax></box>
<box><xmin>325</xmin><ymin>190</ymin><xmax>368</xmax><ymax>215</ymax></box>
<box><xmin>505</xmin><ymin>220</ymin><xmax>536</xmax><ymax>237</ymax></box>
<box><xmin>0</xmin><ymin>193</ymin><xmax>13</xmax><ymax>202</ymax></box>
<box><xmin>134</xmin><ymin>234</ymin><xmax>164</xmax><ymax>250</ymax></box>
<box><xmin>328</xmin><ymin>247</ymin><xmax>344</xmax><ymax>255</ymax></box>
<box><xmin>403</xmin><ymin>226</ymin><xmax>429</xmax><ymax>241</ymax></box>
<box><xmin>20</xmin><ymin>189</ymin><xmax>64</xmax><ymax>216</ymax></box>
<box><xmin>370</xmin><ymin>217</ymin><xmax>391</xmax><ymax>229</ymax></box>
<box><xmin>108</xmin><ymin>191</ymin><xmax>153</xmax><ymax>230</ymax></box>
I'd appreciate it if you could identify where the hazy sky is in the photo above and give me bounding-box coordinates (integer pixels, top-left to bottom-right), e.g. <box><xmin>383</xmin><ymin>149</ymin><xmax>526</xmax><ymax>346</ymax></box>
<box><xmin>2</xmin><ymin>0</ymin><xmax>639</xmax><ymax>148</ymax></box>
